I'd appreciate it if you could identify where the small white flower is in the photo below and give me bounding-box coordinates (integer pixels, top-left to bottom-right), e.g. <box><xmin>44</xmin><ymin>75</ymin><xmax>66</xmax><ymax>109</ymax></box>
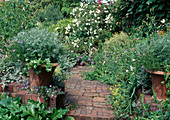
<box><xmin>126</xmin><ymin>70</ymin><xmax>129</xmax><ymax>73</ymax></box>
<box><xmin>73</xmin><ymin>19</ymin><xmax>77</xmax><ymax>23</ymax></box>
<box><xmin>80</xmin><ymin>3</ymin><xmax>83</xmax><ymax>7</ymax></box>
<box><xmin>161</xmin><ymin>19</ymin><xmax>165</xmax><ymax>23</ymax></box>
<box><xmin>94</xmin><ymin>13</ymin><xmax>97</xmax><ymax>17</ymax></box>
<box><xmin>84</xmin><ymin>42</ymin><xmax>87</xmax><ymax>44</ymax></box>
<box><xmin>94</xmin><ymin>30</ymin><xmax>97</xmax><ymax>34</ymax></box>
<box><xmin>89</xmin><ymin>43</ymin><xmax>92</xmax><ymax>46</ymax></box>
<box><xmin>132</xmin><ymin>59</ymin><xmax>135</xmax><ymax>62</ymax></box>
<box><xmin>130</xmin><ymin>66</ymin><xmax>135</xmax><ymax>71</ymax></box>
<box><xmin>96</xmin><ymin>36</ymin><xmax>99</xmax><ymax>38</ymax></box>
<box><xmin>55</xmin><ymin>27</ymin><xmax>59</xmax><ymax>30</ymax></box>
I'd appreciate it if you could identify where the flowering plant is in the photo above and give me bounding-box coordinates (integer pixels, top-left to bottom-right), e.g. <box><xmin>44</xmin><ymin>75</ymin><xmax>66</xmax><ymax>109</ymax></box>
<box><xmin>136</xmin><ymin>31</ymin><xmax>170</xmax><ymax>72</ymax></box>
<box><xmin>9</xmin><ymin>28</ymin><xmax>66</xmax><ymax>74</ymax></box>
<box><xmin>65</xmin><ymin>1</ymin><xmax>117</xmax><ymax>53</ymax></box>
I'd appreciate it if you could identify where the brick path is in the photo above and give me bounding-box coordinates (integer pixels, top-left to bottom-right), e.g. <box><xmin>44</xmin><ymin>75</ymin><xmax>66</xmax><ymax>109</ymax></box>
<box><xmin>65</xmin><ymin>66</ymin><xmax>114</xmax><ymax>120</ymax></box>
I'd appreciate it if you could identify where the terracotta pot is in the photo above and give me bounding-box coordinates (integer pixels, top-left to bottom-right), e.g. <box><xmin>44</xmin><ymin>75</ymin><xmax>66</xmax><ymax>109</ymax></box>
<box><xmin>28</xmin><ymin>63</ymin><xmax>58</xmax><ymax>90</ymax></box>
<box><xmin>146</xmin><ymin>70</ymin><xmax>170</xmax><ymax>101</ymax></box>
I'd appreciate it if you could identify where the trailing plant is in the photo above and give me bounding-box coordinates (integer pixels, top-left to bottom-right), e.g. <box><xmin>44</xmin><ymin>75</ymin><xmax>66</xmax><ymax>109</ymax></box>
<box><xmin>0</xmin><ymin>60</ymin><xmax>25</xmax><ymax>90</ymax></box>
<box><xmin>20</xmin><ymin>78</ymin><xmax>65</xmax><ymax>102</ymax></box>
<box><xmin>0</xmin><ymin>0</ymin><xmax>35</xmax><ymax>52</ymax></box>
<box><xmin>9</xmin><ymin>28</ymin><xmax>66</xmax><ymax>74</ymax></box>
<box><xmin>131</xmin><ymin>94</ymin><xmax>169</xmax><ymax>120</ymax></box>
<box><xmin>0</xmin><ymin>96</ymin><xmax>68</xmax><ymax>120</ymax></box>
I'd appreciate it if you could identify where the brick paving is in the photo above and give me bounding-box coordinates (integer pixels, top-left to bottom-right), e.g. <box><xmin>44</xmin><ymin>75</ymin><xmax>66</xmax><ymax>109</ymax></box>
<box><xmin>65</xmin><ymin>66</ymin><xmax>114</xmax><ymax>120</ymax></box>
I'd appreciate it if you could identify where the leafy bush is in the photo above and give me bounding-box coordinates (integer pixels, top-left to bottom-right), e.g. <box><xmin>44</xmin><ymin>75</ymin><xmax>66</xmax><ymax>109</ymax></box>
<box><xmin>113</xmin><ymin>0</ymin><xmax>168</xmax><ymax>35</ymax></box>
<box><xmin>0</xmin><ymin>0</ymin><xmax>35</xmax><ymax>51</ymax></box>
<box><xmin>0</xmin><ymin>96</ymin><xmax>68</xmax><ymax>120</ymax></box>
<box><xmin>137</xmin><ymin>31</ymin><xmax>170</xmax><ymax>72</ymax></box>
<box><xmin>65</xmin><ymin>2</ymin><xmax>118</xmax><ymax>53</ymax></box>
<box><xmin>48</xmin><ymin>18</ymin><xmax>73</xmax><ymax>34</ymax></box>
<box><xmin>24</xmin><ymin>0</ymin><xmax>56</xmax><ymax>13</ymax></box>
<box><xmin>9</xmin><ymin>28</ymin><xmax>66</xmax><ymax>74</ymax></box>
<box><xmin>103</xmin><ymin>31</ymin><xmax>133</xmax><ymax>52</ymax></box>
<box><xmin>35</xmin><ymin>4</ymin><xmax>63</xmax><ymax>26</ymax></box>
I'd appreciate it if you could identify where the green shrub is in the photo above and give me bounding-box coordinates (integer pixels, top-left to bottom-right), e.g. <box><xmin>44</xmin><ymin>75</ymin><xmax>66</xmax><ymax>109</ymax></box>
<box><xmin>48</xmin><ymin>18</ymin><xmax>73</xmax><ymax>36</ymax></box>
<box><xmin>113</xmin><ymin>0</ymin><xmax>168</xmax><ymax>36</ymax></box>
<box><xmin>35</xmin><ymin>4</ymin><xmax>63</xmax><ymax>26</ymax></box>
<box><xmin>103</xmin><ymin>31</ymin><xmax>133</xmax><ymax>52</ymax></box>
<box><xmin>9</xmin><ymin>28</ymin><xmax>66</xmax><ymax>74</ymax></box>
<box><xmin>0</xmin><ymin>0</ymin><xmax>35</xmax><ymax>51</ymax></box>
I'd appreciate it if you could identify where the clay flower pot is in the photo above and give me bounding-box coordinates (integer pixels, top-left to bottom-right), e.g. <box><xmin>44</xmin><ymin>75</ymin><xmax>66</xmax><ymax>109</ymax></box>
<box><xmin>146</xmin><ymin>70</ymin><xmax>170</xmax><ymax>101</ymax></box>
<box><xmin>28</xmin><ymin>63</ymin><xmax>58</xmax><ymax>90</ymax></box>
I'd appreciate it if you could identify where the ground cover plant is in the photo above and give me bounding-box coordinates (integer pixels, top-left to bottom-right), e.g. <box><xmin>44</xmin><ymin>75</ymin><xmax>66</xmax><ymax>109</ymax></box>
<box><xmin>0</xmin><ymin>0</ymin><xmax>169</xmax><ymax>119</ymax></box>
<box><xmin>0</xmin><ymin>96</ymin><xmax>68</xmax><ymax>120</ymax></box>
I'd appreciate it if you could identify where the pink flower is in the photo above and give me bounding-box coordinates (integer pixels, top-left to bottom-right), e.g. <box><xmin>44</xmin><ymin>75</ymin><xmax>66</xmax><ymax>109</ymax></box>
<box><xmin>135</xmin><ymin>38</ymin><xmax>139</xmax><ymax>40</ymax></box>
<box><xmin>98</xmin><ymin>0</ymin><xmax>102</xmax><ymax>5</ymax></box>
<box><xmin>93</xmin><ymin>47</ymin><xmax>98</xmax><ymax>51</ymax></box>
<box><xmin>13</xmin><ymin>49</ymin><xmax>16</xmax><ymax>52</ymax></box>
<box><xmin>131</xmin><ymin>48</ymin><xmax>134</xmax><ymax>51</ymax></box>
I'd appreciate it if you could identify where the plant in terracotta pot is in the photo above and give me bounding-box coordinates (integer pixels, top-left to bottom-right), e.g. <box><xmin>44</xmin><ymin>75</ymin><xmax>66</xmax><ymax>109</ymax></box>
<box><xmin>9</xmin><ymin>28</ymin><xmax>66</xmax><ymax>90</ymax></box>
<box><xmin>136</xmin><ymin>31</ymin><xmax>170</xmax><ymax>101</ymax></box>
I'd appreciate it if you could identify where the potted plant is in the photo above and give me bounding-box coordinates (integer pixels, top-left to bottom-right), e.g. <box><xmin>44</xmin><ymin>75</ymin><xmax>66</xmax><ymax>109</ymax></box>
<box><xmin>137</xmin><ymin>31</ymin><xmax>170</xmax><ymax>101</ymax></box>
<box><xmin>9</xmin><ymin>28</ymin><xmax>66</xmax><ymax>90</ymax></box>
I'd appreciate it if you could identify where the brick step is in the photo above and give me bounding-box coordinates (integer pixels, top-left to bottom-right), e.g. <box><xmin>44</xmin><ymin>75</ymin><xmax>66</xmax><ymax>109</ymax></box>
<box><xmin>67</xmin><ymin>108</ymin><xmax>114</xmax><ymax>120</ymax></box>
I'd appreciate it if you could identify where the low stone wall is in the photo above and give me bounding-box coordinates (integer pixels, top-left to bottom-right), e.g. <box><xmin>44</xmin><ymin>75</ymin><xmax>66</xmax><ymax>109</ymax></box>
<box><xmin>0</xmin><ymin>82</ymin><xmax>65</xmax><ymax>109</ymax></box>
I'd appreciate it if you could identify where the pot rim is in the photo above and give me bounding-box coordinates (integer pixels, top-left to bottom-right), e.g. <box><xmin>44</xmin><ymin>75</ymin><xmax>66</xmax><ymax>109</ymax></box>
<box><xmin>145</xmin><ymin>69</ymin><xmax>170</xmax><ymax>75</ymax></box>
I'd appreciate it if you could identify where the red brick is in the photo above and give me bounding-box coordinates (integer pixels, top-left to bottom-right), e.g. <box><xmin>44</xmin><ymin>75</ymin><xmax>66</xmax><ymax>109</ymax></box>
<box><xmin>91</xmin><ymin>89</ymin><xmax>96</xmax><ymax>92</ymax></box>
<box><xmin>79</xmin><ymin>116</ymin><xmax>86</xmax><ymax>120</ymax></box>
<box><xmin>68</xmin><ymin>91</ymin><xmax>84</xmax><ymax>96</ymax></box>
<box><xmin>78</xmin><ymin>101</ymin><xmax>92</xmax><ymax>106</ymax></box>
<box><xmin>100</xmin><ymin>93</ymin><xmax>110</xmax><ymax>97</ymax></box>
<box><xmin>93</xmin><ymin>97</ymin><xmax>106</xmax><ymax>102</ymax></box>
<box><xmin>39</xmin><ymin>96</ymin><xmax>45</xmax><ymax>103</ymax></box>
<box><xmin>85</xmin><ymin>116</ymin><xmax>92</xmax><ymax>120</ymax></box>
<box><xmin>84</xmin><ymin>92</ymin><xmax>99</xmax><ymax>97</ymax></box>
<box><xmin>8</xmin><ymin>82</ymin><xmax>16</xmax><ymax>93</ymax></box>
<box><xmin>86</xmin><ymin>110</ymin><xmax>92</xmax><ymax>114</ymax></box>
<box><xmin>18</xmin><ymin>90</ymin><xmax>27</xmax><ymax>93</ymax></box>
<box><xmin>91</xmin><ymin>110</ymin><xmax>97</xmax><ymax>116</ymax></box>
<box><xmin>96</xmin><ymin>89</ymin><xmax>102</xmax><ymax>92</ymax></box>
<box><xmin>0</xmin><ymin>84</ymin><xmax>3</xmax><ymax>92</ymax></box>
<box><xmin>32</xmin><ymin>94</ymin><xmax>38</xmax><ymax>101</ymax></box>
<box><xmin>81</xmin><ymin>109</ymin><xmax>86</xmax><ymax>115</ymax></box>
<box><xmin>74</xmin><ymin>116</ymin><xmax>80</xmax><ymax>120</ymax></box>
<box><xmin>49</xmin><ymin>97</ymin><xmax>57</xmax><ymax>108</ymax></box>
<box><xmin>74</xmin><ymin>109</ymin><xmax>81</xmax><ymax>116</ymax></box>
<box><xmin>13</xmin><ymin>83</ymin><xmax>22</xmax><ymax>93</ymax></box>
<box><xmin>16</xmin><ymin>93</ymin><xmax>26</xmax><ymax>104</ymax></box>
<box><xmin>10</xmin><ymin>93</ymin><xmax>16</xmax><ymax>98</ymax></box>
<box><xmin>69</xmin><ymin>110</ymin><xmax>76</xmax><ymax>116</ymax></box>
<box><xmin>25</xmin><ymin>94</ymin><xmax>32</xmax><ymax>104</ymax></box>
